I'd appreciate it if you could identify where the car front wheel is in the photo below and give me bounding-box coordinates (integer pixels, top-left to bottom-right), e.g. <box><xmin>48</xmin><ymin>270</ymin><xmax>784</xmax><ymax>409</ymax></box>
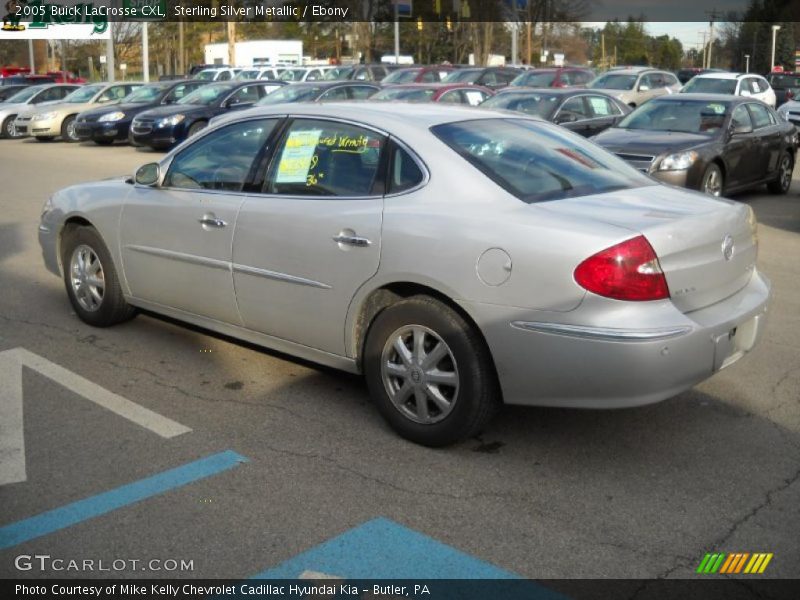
<box><xmin>767</xmin><ymin>152</ymin><xmax>793</xmax><ymax>195</ymax></box>
<box><xmin>1</xmin><ymin>115</ymin><xmax>19</xmax><ymax>139</ymax></box>
<box><xmin>61</xmin><ymin>225</ymin><xmax>136</xmax><ymax>327</ymax></box>
<box><xmin>701</xmin><ymin>163</ymin><xmax>724</xmax><ymax>197</ymax></box>
<box><xmin>363</xmin><ymin>296</ymin><xmax>499</xmax><ymax>447</ymax></box>
<box><xmin>62</xmin><ymin>115</ymin><xmax>80</xmax><ymax>142</ymax></box>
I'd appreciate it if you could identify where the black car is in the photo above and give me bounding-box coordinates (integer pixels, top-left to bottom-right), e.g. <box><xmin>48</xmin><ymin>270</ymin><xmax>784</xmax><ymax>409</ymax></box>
<box><xmin>256</xmin><ymin>81</ymin><xmax>380</xmax><ymax>105</ymax></box>
<box><xmin>129</xmin><ymin>81</ymin><xmax>285</xmax><ymax>150</ymax></box>
<box><xmin>441</xmin><ymin>66</ymin><xmax>522</xmax><ymax>90</ymax></box>
<box><xmin>592</xmin><ymin>94</ymin><xmax>796</xmax><ymax>196</ymax></box>
<box><xmin>479</xmin><ymin>87</ymin><xmax>630</xmax><ymax>137</ymax></box>
<box><xmin>766</xmin><ymin>72</ymin><xmax>800</xmax><ymax>107</ymax></box>
<box><xmin>74</xmin><ymin>80</ymin><xmax>208</xmax><ymax>145</ymax></box>
<box><xmin>322</xmin><ymin>64</ymin><xmax>396</xmax><ymax>82</ymax></box>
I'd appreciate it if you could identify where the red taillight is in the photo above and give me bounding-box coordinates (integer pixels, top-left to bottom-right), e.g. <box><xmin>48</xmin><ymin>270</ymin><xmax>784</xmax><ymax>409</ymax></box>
<box><xmin>787</xmin><ymin>90</ymin><xmax>794</xmax><ymax>100</ymax></box>
<box><xmin>574</xmin><ymin>235</ymin><xmax>670</xmax><ymax>301</ymax></box>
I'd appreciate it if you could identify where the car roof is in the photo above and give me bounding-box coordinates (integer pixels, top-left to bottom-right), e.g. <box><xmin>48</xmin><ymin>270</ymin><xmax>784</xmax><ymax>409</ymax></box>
<box><xmin>496</xmin><ymin>86</ymin><xmax>607</xmax><ymax>96</ymax></box>
<box><xmin>692</xmin><ymin>72</ymin><xmax>756</xmax><ymax>80</ymax></box>
<box><xmin>290</xmin><ymin>81</ymin><xmax>379</xmax><ymax>89</ymax></box>
<box><xmin>654</xmin><ymin>93</ymin><xmax>746</xmax><ymax>103</ymax></box>
<box><xmin>605</xmin><ymin>67</ymin><xmax>662</xmax><ymax>75</ymax></box>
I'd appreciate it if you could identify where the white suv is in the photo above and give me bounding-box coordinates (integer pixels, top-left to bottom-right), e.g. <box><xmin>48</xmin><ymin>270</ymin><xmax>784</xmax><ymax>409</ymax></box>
<box><xmin>681</xmin><ymin>72</ymin><xmax>776</xmax><ymax>107</ymax></box>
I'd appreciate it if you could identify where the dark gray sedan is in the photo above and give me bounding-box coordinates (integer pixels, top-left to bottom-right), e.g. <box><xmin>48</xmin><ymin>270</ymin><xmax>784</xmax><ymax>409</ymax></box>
<box><xmin>480</xmin><ymin>87</ymin><xmax>630</xmax><ymax>137</ymax></box>
<box><xmin>592</xmin><ymin>94</ymin><xmax>796</xmax><ymax>196</ymax></box>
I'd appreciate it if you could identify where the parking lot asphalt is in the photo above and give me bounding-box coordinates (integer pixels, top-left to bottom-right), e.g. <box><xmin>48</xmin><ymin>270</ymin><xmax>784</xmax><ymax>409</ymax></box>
<box><xmin>0</xmin><ymin>137</ymin><xmax>798</xmax><ymax>583</ymax></box>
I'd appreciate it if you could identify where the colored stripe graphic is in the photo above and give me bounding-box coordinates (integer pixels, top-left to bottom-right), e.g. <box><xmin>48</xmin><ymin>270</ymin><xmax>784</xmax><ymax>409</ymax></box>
<box><xmin>0</xmin><ymin>450</ymin><xmax>247</xmax><ymax>550</ymax></box>
<box><xmin>698</xmin><ymin>552</ymin><xmax>773</xmax><ymax>575</ymax></box>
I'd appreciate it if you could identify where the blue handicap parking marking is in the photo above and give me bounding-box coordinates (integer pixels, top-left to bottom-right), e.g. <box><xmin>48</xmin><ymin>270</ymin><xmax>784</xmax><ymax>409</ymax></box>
<box><xmin>251</xmin><ymin>517</ymin><xmax>567</xmax><ymax>598</ymax></box>
<box><xmin>0</xmin><ymin>450</ymin><xmax>247</xmax><ymax>550</ymax></box>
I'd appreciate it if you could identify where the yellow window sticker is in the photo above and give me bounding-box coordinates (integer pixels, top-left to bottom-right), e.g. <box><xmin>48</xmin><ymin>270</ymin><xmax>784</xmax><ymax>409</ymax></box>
<box><xmin>276</xmin><ymin>129</ymin><xmax>322</xmax><ymax>183</ymax></box>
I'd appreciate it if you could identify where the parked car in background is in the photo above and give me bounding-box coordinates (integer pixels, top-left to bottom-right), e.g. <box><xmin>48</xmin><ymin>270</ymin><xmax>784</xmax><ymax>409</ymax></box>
<box><xmin>766</xmin><ymin>72</ymin><xmax>800</xmax><ymax>107</ymax></box>
<box><xmin>776</xmin><ymin>99</ymin><xmax>800</xmax><ymax>130</ymax></box>
<box><xmin>194</xmin><ymin>68</ymin><xmax>238</xmax><ymax>82</ymax></box>
<box><xmin>370</xmin><ymin>83</ymin><xmax>492</xmax><ymax>106</ymax></box>
<box><xmin>39</xmin><ymin>103</ymin><xmax>771</xmax><ymax>446</ymax></box>
<box><xmin>130</xmin><ymin>81</ymin><xmax>284</xmax><ymax>150</ymax></box>
<box><xmin>0</xmin><ymin>85</ymin><xmax>31</xmax><ymax>102</ymax></box>
<box><xmin>681</xmin><ymin>73</ymin><xmax>776</xmax><ymax>107</ymax></box>
<box><xmin>322</xmin><ymin>64</ymin><xmax>396</xmax><ymax>82</ymax></box>
<box><xmin>75</xmin><ymin>80</ymin><xmax>208</xmax><ymax>145</ymax></box>
<box><xmin>46</xmin><ymin>71</ymin><xmax>87</xmax><ymax>84</ymax></box>
<box><xmin>481</xmin><ymin>88</ymin><xmax>629</xmax><ymax>136</ymax></box>
<box><xmin>676</xmin><ymin>68</ymin><xmax>727</xmax><ymax>84</ymax></box>
<box><xmin>0</xmin><ymin>74</ymin><xmax>56</xmax><ymax>86</ymax></box>
<box><xmin>234</xmin><ymin>67</ymin><xmax>282</xmax><ymax>81</ymax></box>
<box><xmin>588</xmin><ymin>67</ymin><xmax>682</xmax><ymax>108</ymax></box>
<box><xmin>14</xmin><ymin>82</ymin><xmax>142</xmax><ymax>142</ymax></box>
<box><xmin>277</xmin><ymin>66</ymin><xmax>334</xmax><ymax>82</ymax></box>
<box><xmin>509</xmin><ymin>67</ymin><xmax>595</xmax><ymax>88</ymax></box>
<box><xmin>188</xmin><ymin>64</ymin><xmax>230</xmax><ymax>76</ymax></box>
<box><xmin>381</xmin><ymin>65</ymin><xmax>457</xmax><ymax>84</ymax></box>
<box><xmin>441</xmin><ymin>66</ymin><xmax>522</xmax><ymax>90</ymax></box>
<box><xmin>256</xmin><ymin>81</ymin><xmax>380</xmax><ymax>105</ymax></box>
<box><xmin>0</xmin><ymin>84</ymin><xmax>81</xmax><ymax>138</ymax></box>
<box><xmin>592</xmin><ymin>94</ymin><xmax>795</xmax><ymax>196</ymax></box>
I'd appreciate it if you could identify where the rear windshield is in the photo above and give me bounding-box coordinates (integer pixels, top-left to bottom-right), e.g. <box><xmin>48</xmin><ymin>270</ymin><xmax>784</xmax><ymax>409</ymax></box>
<box><xmin>681</xmin><ymin>77</ymin><xmax>737</xmax><ymax>94</ymax></box>
<box><xmin>618</xmin><ymin>99</ymin><xmax>730</xmax><ymax>134</ymax></box>
<box><xmin>511</xmin><ymin>72</ymin><xmax>557</xmax><ymax>87</ymax></box>
<box><xmin>371</xmin><ymin>87</ymin><xmax>436</xmax><ymax>102</ymax></box>
<box><xmin>442</xmin><ymin>70</ymin><xmax>481</xmax><ymax>83</ymax></box>
<box><xmin>589</xmin><ymin>74</ymin><xmax>637</xmax><ymax>90</ymax></box>
<box><xmin>432</xmin><ymin>118</ymin><xmax>653</xmax><ymax>203</ymax></box>
<box><xmin>64</xmin><ymin>84</ymin><xmax>104</xmax><ymax>102</ymax></box>
<box><xmin>480</xmin><ymin>92</ymin><xmax>560</xmax><ymax>118</ymax></box>
<box><xmin>382</xmin><ymin>69</ymin><xmax>422</xmax><ymax>84</ymax></box>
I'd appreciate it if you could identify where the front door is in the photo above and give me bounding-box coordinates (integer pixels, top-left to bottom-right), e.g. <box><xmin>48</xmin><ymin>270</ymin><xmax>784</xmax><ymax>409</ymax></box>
<box><xmin>232</xmin><ymin>117</ymin><xmax>387</xmax><ymax>355</ymax></box>
<box><xmin>119</xmin><ymin>118</ymin><xmax>278</xmax><ymax>323</ymax></box>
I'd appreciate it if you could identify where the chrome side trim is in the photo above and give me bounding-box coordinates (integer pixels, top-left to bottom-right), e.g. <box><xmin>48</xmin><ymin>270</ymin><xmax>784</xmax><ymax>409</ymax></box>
<box><xmin>510</xmin><ymin>321</ymin><xmax>693</xmax><ymax>342</ymax></box>
<box><xmin>125</xmin><ymin>245</ymin><xmax>230</xmax><ymax>271</ymax></box>
<box><xmin>232</xmin><ymin>263</ymin><xmax>331</xmax><ymax>290</ymax></box>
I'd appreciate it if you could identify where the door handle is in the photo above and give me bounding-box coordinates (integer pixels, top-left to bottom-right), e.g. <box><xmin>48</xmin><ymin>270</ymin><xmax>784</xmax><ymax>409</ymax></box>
<box><xmin>333</xmin><ymin>233</ymin><xmax>371</xmax><ymax>247</ymax></box>
<box><xmin>198</xmin><ymin>214</ymin><xmax>227</xmax><ymax>228</ymax></box>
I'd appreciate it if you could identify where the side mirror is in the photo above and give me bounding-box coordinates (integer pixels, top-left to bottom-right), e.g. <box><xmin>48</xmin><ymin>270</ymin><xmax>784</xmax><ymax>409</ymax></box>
<box><xmin>555</xmin><ymin>112</ymin><xmax>579</xmax><ymax>124</ymax></box>
<box><xmin>134</xmin><ymin>162</ymin><xmax>160</xmax><ymax>186</ymax></box>
<box><xmin>730</xmin><ymin>123</ymin><xmax>753</xmax><ymax>136</ymax></box>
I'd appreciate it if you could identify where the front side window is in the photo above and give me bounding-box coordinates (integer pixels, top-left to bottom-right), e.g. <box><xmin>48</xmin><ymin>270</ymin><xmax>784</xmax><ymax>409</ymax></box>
<box><xmin>432</xmin><ymin>118</ymin><xmax>654</xmax><ymax>204</ymax></box>
<box><xmin>164</xmin><ymin>119</ymin><xmax>277</xmax><ymax>191</ymax></box>
<box><xmin>125</xmin><ymin>85</ymin><xmax>167</xmax><ymax>103</ymax></box>
<box><xmin>217</xmin><ymin>70</ymin><xmax>232</xmax><ymax>81</ymax></box>
<box><xmin>558</xmin><ymin>96</ymin><xmax>589</xmax><ymax>119</ymax></box>
<box><xmin>267</xmin><ymin>119</ymin><xmax>386</xmax><ymax>196</ymax></box>
<box><xmin>589</xmin><ymin>74</ymin><xmax>637</xmax><ymax>91</ymax></box>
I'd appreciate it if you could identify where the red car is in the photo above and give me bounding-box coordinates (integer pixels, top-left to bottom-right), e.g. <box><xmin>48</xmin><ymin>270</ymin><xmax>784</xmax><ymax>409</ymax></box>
<box><xmin>370</xmin><ymin>83</ymin><xmax>493</xmax><ymax>105</ymax></box>
<box><xmin>510</xmin><ymin>67</ymin><xmax>595</xmax><ymax>88</ymax></box>
<box><xmin>1</xmin><ymin>66</ymin><xmax>31</xmax><ymax>78</ymax></box>
<box><xmin>46</xmin><ymin>70</ymin><xmax>87</xmax><ymax>84</ymax></box>
<box><xmin>381</xmin><ymin>65</ymin><xmax>457</xmax><ymax>84</ymax></box>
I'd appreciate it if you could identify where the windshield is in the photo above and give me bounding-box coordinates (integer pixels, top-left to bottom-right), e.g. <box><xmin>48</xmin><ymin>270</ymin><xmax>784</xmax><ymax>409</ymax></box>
<box><xmin>681</xmin><ymin>77</ymin><xmax>736</xmax><ymax>94</ymax></box>
<box><xmin>589</xmin><ymin>74</ymin><xmax>637</xmax><ymax>90</ymax></box>
<box><xmin>371</xmin><ymin>87</ymin><xmax>436</xmax><ymax>102</ymax></box>
<box><xmin>64</xmin><ymin>84</ymin><xmax>104</xmax><ymax>103</ymax></box>
<box><xmin>480</xmin><ymin>92</ymin><xmax>560</xmax><ymax>118</ymax></box>
<box><xmin>123</xmin><ymin>85</ymin><xmax>167</xmax><ymax>103</ymax></box>
<box><xmin>382</xmin><ymin>69</ymin><xmax>421</xmax><ymax>84</ymax></box>
<box><xmin>5</xmin><ymin>85</ymin><xmax>46</xmax><ymax>103</ymax></box>
<box><xmin>432</xmin><ymin>118</ymin><xmax>653</xmax><ymax>203</ymax></box>
<box><xmin>195</xmin><ymin>70</ymin><xmax>218</xmax><ymax>81</ymax></box>
<box><xmin>618</xmin><ymin>99</ymin><xmax>730</xmax><ymax>134</ymax></box>
<box><xmin>442</xmin><ymin>70</ymin><xmax>481</xmax><ymax>83</ymax></box>
<box><xmin>257</xmin><ymin>85</ymin><xmax>321</xmax><ymax>104</ymax></box>
<box><xmin>510</xmin><ymin>72</ymin><xmax>557</xmax><ymax>87</ymax></box>
<box><xmin>177</xmin><ymin>84</ymin><xmax>232</xmax><ymax>105</ymax></box>
<box><xmin>279</xmin><ymin>69</ymin><xmax>308</xmax><ymax>81</ymax></box>
<box><xmin>768</xmin><ymin>74</ymin><xmax>800</xmax><ymax>88</ymax></box>
<box><xmin>235</xmin><ymin>69</ymin><xmax>259</xmax><ymax>80</ymax></box>
<box><xmin>323</xmin><ymin>67</ymin><xmax>353</xmax><ymax>80</ymax></box>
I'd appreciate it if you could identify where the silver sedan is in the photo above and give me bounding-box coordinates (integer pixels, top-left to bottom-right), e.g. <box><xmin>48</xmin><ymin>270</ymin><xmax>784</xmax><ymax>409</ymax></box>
<box><xmin>38</xmin><ymin>103</ymin><xmax>771</xmax><ymax>446</ymax></box>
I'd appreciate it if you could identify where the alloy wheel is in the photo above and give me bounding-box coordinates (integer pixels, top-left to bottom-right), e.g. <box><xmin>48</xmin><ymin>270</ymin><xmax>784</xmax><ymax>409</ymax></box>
<box><xmin>69</xmin><ymin>244</ymin><xmax>105</xmax><ymax>312</ymax></box>
<box><xmin>703</xmin><ymin>167</ymin><xmax>722</xmax><ymax>197</ymax></box>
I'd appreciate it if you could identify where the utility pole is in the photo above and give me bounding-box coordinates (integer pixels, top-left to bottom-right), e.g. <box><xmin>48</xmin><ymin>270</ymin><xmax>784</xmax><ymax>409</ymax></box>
<box><xmin>106</xmin><ymin>22</ymin><xmax>115</xmax><ymax>82</ymax></box>
<box><xmin>705</xmin><ymin>9</ymin><xmax>721</xmax><ymax>69</ymax></box>
<box><xmin>770</xmin><ymin>25</ymin><xmax>781</xmax><ymax>70</ymax></box>
<box><xmin>178</xmin><ymin>22</ymin><xmax>184</xmax><ymax>75</ymax></box>
<box><xmin>142</xmin><ymin>22</ymin><xmax>149</xmax><ymax>82</ymax></box>
<box><xmin>227</xmin><ymin>21</ymin><xmax>236</xmax><ymax>66</ymax></box>
<box><xmin>698</xmin><ymin>32</ymin><xmax>707</xmax><ymax>68</ymax></box>
<box><xmin>601</xmin><ymin>33</ymin><xmax>605</xmax><ymax>70</ymax></box>
<box><xmin>27</xmin><ymin>39</ymin><xmax>34</xmax><ymax>73</ymax></box>
<box><xmin>393</xmin><ymin>1</ymin><xmax>399</xmax><ymax>64</ymax></box>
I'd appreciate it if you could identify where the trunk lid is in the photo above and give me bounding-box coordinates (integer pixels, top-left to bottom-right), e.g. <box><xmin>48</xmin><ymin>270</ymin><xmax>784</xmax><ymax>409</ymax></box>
<box><xmin>540</xmin><ymin>185</ymin><xmax>757</xmax><ymax>313</ymax></box>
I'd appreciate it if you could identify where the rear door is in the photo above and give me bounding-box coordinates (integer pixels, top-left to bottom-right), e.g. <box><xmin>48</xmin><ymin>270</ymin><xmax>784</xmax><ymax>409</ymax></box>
<box><xmin>584</xmin><ymin>94</ymin><xmax>625</xmax><ymax>134</ymax></box>
<box><xmin>232</xmin><ymin>117</ymin><xmax>387</xmax><ymax>354</ymax></box>
<box><xmin>553</xmin><ymin>96</ymin><xmax>594</xmax><ymax>136</ymax></box>
<box><xmin>746</xmin><ymin>102</ymin><xmax>782</xmax><ymax>179</ymax></box>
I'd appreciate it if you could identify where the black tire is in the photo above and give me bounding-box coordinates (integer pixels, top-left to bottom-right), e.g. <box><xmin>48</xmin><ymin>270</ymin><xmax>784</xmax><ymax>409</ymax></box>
<box><xmin>187</xmin><ymin>121</ymin><xmax>207</xmax><ymax>138</ymax></box>
<box><xmin>767</xmin><ymin>152</ymin><xmax>793</xmax><ymax>195</ymax></box>
<box><xmin>363</xmin><ymin>295</ymin><xmax>500</xmax><ymax>447</ymax></box>
<box><xmin>1</xmin><ymin>115</ymin><xmax>18</xmax><ymax>139</ymax></box>
<box><xmin>701</xmin><ymin>163</ymin><xmax>724</xmax><ymax>197</ymax></box>
<box><xmin>61</xmin><ymin>115</ymin><xmax>79</xmax><ymax>142</ymax></box>
<box><xmin>61</xmin><ymin>225</ymin><xmax>136</xmax><ymax>327</ymax></box>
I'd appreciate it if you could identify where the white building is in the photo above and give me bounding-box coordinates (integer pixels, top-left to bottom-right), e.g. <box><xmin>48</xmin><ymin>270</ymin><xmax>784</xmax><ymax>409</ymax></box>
<box><xmin>204</xmin><ymin>40</ymin><xmax>303</xmax><ymax>67</ymax></box>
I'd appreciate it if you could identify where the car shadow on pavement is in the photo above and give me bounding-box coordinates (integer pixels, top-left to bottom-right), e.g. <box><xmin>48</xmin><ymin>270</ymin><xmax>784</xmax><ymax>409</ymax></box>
<box><xmin>731</xmin><ymin>180</ymin><xmax>800</xmax><ymax>234</ymax></box>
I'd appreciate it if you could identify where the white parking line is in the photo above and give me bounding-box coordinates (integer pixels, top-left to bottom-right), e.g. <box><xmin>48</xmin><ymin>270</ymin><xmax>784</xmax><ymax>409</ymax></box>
<box><xmin>0</xmin><ymin>347</ymin><xmax>191</xmax><ymax>485</ymax></box>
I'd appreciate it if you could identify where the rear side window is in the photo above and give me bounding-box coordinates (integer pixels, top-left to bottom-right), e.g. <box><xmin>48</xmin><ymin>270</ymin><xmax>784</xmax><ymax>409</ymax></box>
<box><xmin>267</xmin><ymin>119</ymin><xmax>386</xmax><ymax>196</ymax></box>
<box><xmin>388</xmin><ymin>145</ymin><xmax>424</xmax><ymax>194</ymax></box>
<box><xmin>748</xmin><ymin>103</ymin><xmax>774</xmax><ymax>128</ymax></box>
<box><xmin>731</xmin><ymin>105</ymin><xmax>753</xmax><ymax>130</ymax></box>
<box><xmin>432</xmin><ymin>118</ymin><xmax>653</xmax><ymax>203</ymax></box>
<box><xmin>587</xmin><ymin>95</ymin><xmax>619</xmax><ymax>116</ymax></box>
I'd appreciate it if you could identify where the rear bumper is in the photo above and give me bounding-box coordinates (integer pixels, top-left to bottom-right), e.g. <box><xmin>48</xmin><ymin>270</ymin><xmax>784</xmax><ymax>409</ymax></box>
<box><xmin>463</xmin><ymin>269</ymin><xmax>771</xmax><ymax>408</ymax></box>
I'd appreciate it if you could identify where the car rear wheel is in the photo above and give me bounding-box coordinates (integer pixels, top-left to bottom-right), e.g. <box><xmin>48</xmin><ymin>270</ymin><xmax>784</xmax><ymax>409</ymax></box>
<box><xmin>363</xmin><ymin>296</ymin><xmax>499</xmax><ymax>447</ymax></box>
<box><xmin>1</xmin><ymin>115</ymin><xmax>19</xmax><ymax>139</ymax></box>
<box><xmin>767</xmin><ymin>152</ymin><xmax>793</xmax><ymax>195</ymax></box>
<box><xmin>701</xmin><ymin>163</ymin><xmax>724</xmax><ymax>197</ymax></box>
<box><xmin>61</xmin><ymin>225</ymin><xmax>136</xmax><ymax>327</ymax></box>
<box><xmin>61</xmin><ymin>115</ymin><xmax>79</xmax><ymax>143</ymax></box>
